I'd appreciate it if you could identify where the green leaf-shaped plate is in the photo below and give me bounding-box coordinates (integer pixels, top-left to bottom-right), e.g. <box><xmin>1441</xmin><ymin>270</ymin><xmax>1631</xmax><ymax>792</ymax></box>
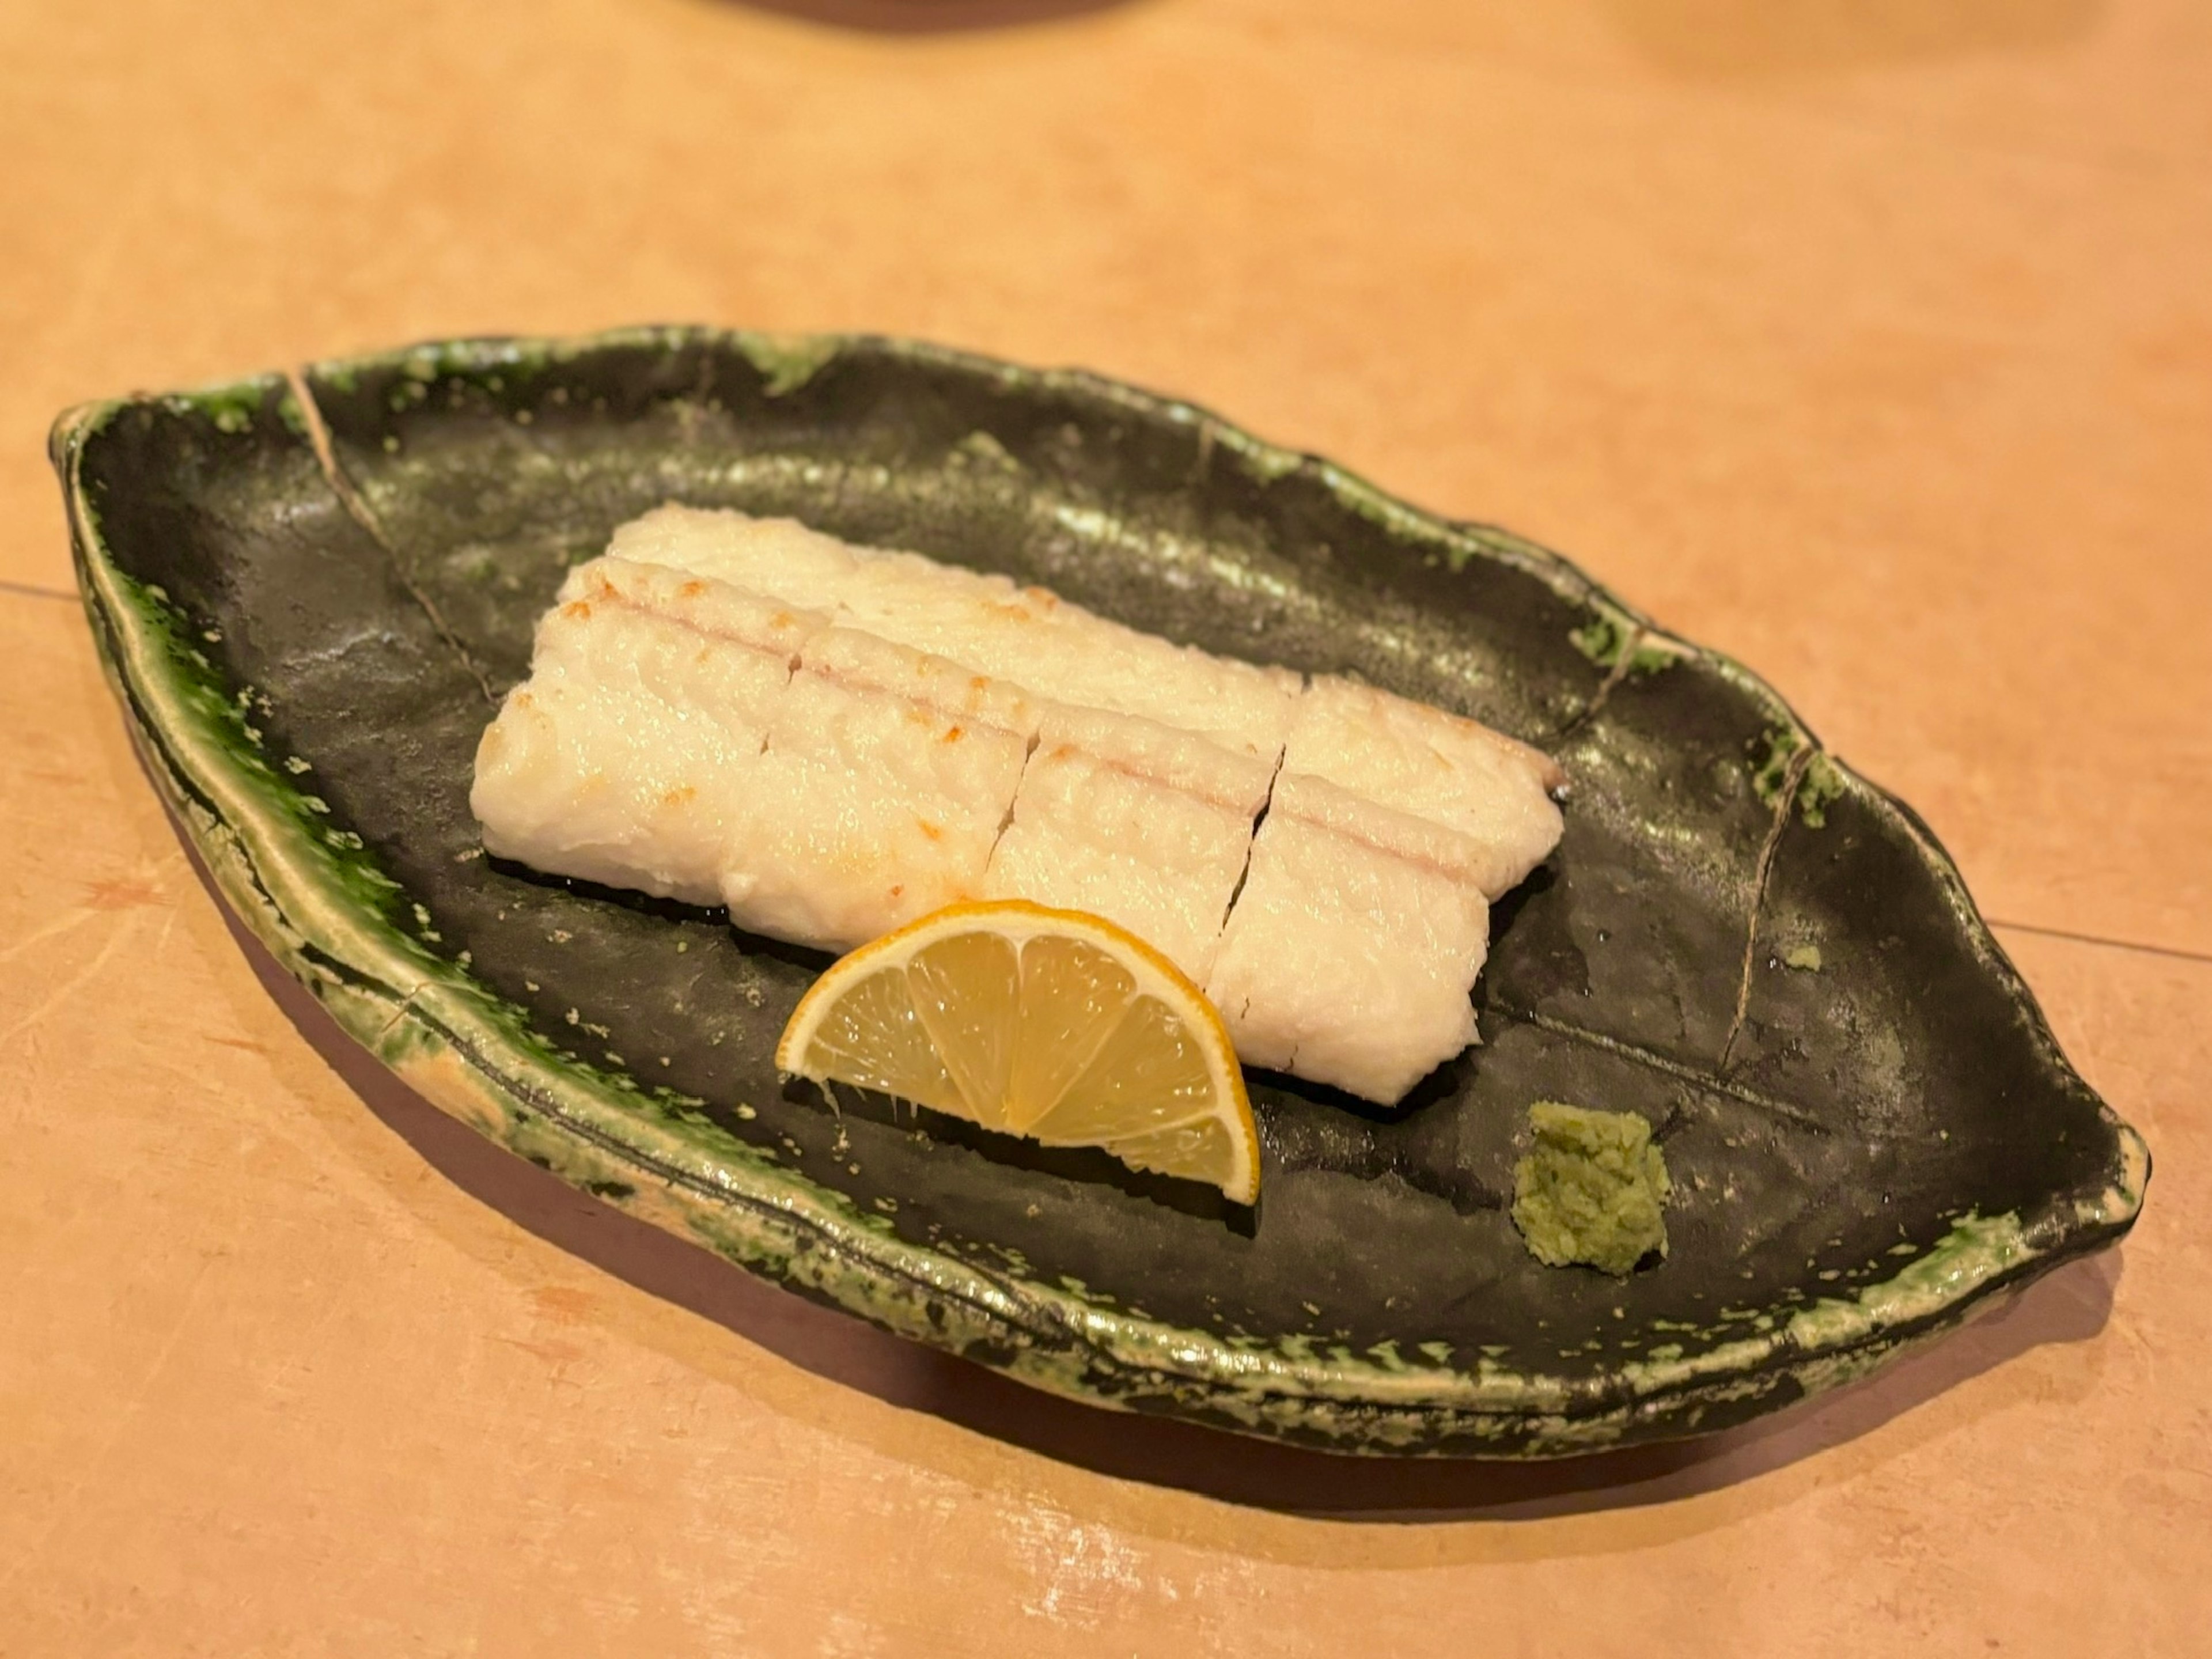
<box><xmin>52</xmin><ymin>327</ymin><xmax>2147</xmax><ymax>1457</ymax></box>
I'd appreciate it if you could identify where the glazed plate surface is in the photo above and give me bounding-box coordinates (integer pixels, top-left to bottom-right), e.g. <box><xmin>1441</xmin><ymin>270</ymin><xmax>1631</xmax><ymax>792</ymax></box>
<box><xmin>52</xmin><ymin>328</ymin><xmax>2147</xmax><ymax>1457</ymax></box>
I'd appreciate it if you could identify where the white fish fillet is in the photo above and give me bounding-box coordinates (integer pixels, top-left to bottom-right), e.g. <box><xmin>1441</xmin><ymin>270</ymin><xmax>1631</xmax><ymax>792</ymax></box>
<box><xmin>1283</xmin><ymin>676</ymin><xmax>1566</xmax><ymax>900</ymax></box>
<box><xmin>725</xmin><ymin>627</ymin><xmax>1040</xmax><ymax>951</ymax></box>
<box><xmin>609</xmin><ymin>507</ymin><xmax>856</xmax><ymax>608</ymax></box>
<box><xmin>613</xmin><ymin>503</ymin><xmax>1301</xmax><ymax>761</ymax></box>
<box><xmin>983</xmin><ymin>704</ymin><xmax>1272</xmax><ymax>984</ymax></box>
<box><xmin>475</xmin><ymin>505</ymin><xmax>1569</xmax><ymax>1104</ymax></box>
<box><xmin>471</xmin><ymin>558</ymin><xmax>828</xmax><ymax>905</ymax></box>
<box><xmin>1206</xmin><ymin>775</ymin><xmax>1493</xmax><ymax>1105</ymax></box>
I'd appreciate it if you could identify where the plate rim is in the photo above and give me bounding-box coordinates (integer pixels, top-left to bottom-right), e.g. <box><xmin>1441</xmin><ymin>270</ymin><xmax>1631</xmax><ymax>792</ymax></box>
<box><xmin>50</xmin><ymin>324</ymin><xmax>2151</xmax><ymax>1457</ymax></box>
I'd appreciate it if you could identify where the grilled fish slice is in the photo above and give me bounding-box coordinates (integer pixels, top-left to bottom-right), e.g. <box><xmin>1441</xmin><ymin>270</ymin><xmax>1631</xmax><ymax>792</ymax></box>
<box><xmin>983</xmin><ymin>703</ymin><xmax>1273</xmax><ymax>984</ymax></box>
<box><xmin>1205</xmin><ymin>773</ymin><xmax>1494</xmax><ymax>1105</ymax></box>
<box><xmin>1283</xmin><ymin>675</ymin><xmax>1565</xmax><ymax>900</ymax></box>
<box><xmin>723</xmin><ymin>626</ymin><xmax>1040</xmax><ymax>951</ymax></box>
<box><xmin>470</xmin><ymin>557</ymin><xmax>828</xmax><ymax>904</ymax></box>
<box><xmin>612</xmin><ymin>504</ymin><xmax>1301</xmax><ymax>761</ymax></box>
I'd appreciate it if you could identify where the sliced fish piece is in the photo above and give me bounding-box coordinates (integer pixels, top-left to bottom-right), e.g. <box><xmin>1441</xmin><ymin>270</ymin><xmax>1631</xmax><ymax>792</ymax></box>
<box><xmin>469</xmin><ymin>558</ymin><xmax>828</xmax><ymax>905</ymax></box>
<box><xmin>836</xmin><ymin>551</ymin><xmax>1300</xmax><ymax>762</ymax></box>
<box><xmin>722</xmin><ymin>626</ymin><xmax>1040</xmax><ymax>951</ymax></box>
<box><xmin>1206</xmin><ymin>772</ymin><xmax>1492</xmax><ymax>1104</ymax></box>
<box><xmin>1283</xmin><ymin>676</ymin><xmax>1566</xmax><ymax>900</ymax></box>
<box><xmin>983</xmin><ymin>704</ymin><xmax>1274</xmax><ymax>985</ymax></box>
<box><xmin>612</xmin><ymin>503</ymin><xmax>1300</xmax><ymax>761</ymax></box>
<box><xmin>607</xmin><ymin>507</ymin><xmax>860</xmax><ymax>611</ymax></box>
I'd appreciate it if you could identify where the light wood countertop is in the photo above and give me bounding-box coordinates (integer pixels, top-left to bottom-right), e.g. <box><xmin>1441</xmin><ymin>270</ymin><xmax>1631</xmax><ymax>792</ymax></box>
<box><xmin>4</xmin><ymin>2</ymin><xmax>2207</xmax><ymax>1652</ymax></box>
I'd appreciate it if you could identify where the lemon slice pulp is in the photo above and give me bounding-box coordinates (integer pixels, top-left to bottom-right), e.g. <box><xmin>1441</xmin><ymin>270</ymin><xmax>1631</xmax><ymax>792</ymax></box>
<box><xmin>776</xmin><ymin>900</ymin><xmax>1259</xmax><ymax>1205</ymax></box>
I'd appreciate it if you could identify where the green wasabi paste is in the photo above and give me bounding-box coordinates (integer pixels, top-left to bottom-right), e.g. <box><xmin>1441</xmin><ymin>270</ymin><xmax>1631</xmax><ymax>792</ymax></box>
<box><xmin>1511</xmin><ymin>1101</ymin><xmax>1671</xmax><ymax>1277</ymax></box>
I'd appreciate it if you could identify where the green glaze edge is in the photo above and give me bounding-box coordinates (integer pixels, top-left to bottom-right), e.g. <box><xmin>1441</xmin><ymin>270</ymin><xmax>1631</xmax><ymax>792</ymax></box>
<box><xmin>50</xmin><ymin>328</ymin><xmax>2150</xmax><ymax>1458</ymax></box>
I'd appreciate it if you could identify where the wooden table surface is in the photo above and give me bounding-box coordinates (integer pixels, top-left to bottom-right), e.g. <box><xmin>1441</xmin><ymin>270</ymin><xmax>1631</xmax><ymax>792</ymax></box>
<box><xmin>5</xmin><ymin>1</ymin><xmax>2209</xmax><ymax>1652</ymax></box>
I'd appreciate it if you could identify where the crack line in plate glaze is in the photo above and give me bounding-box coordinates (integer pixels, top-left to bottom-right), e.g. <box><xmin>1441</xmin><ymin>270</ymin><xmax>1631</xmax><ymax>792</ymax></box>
<box><xmin>1556</xmin><ymin>626</ymin><xmax>1644</xmax><ymax>740</ymax></box>
<box><xmin>1721</xmin><ymin>742</ymin><xmax>1817</xmax><ymax>1071</ymax></box>
<box><xmin>48</xmin><ymin>328</ymin><xmax>2152</xmax><ymax>1459</ymax></box>
<box><xmin>282</xmin><ymin>367</ymin><xmax>495</xmax><ymax>703</ymax></box>
<box><xmin>1494</xmin><ymin>1008</ymin><xmax>1830</xmax><ymax>1134</ymax></box>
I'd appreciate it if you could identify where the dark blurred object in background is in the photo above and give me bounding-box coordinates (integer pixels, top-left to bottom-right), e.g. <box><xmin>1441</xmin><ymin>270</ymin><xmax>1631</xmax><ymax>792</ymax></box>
<box><xmin>728</xmin><ymin>0</ymin><xmax>1137</xmax><ymax>34</ymax></box>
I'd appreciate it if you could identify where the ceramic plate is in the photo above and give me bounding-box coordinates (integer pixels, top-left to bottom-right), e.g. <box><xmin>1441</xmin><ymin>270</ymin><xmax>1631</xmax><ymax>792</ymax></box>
<box><xmin>53</xmin><ymin>328</ymin><xmax>2147</xmax><ymax>1457</ymax></box>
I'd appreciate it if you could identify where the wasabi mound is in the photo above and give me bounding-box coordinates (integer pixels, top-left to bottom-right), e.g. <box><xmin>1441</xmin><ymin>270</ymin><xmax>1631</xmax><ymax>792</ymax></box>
<box><xmin>1511</xmin><ymin>1101</ymin><xmax>1671</xmax><ymax>1277</ymax></box>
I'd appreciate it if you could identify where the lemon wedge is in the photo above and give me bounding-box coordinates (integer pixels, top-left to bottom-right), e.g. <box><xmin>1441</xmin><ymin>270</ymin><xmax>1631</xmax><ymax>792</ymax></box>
<box><xmin>777</xmin><ymin>900</ymin><xmax>1260</xmax><ymax>1204</ymax></box>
